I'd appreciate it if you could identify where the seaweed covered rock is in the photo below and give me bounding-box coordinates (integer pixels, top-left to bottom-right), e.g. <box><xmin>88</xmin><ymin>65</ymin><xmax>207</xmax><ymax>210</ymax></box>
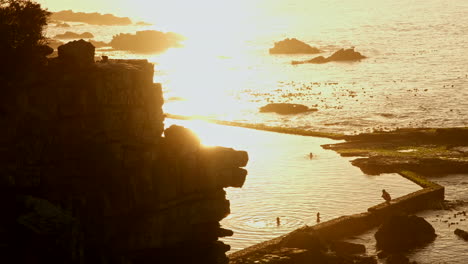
<box><xmin>260</xmin><ymin>103</ymin><xmax>317</xmax><ymax>115</ymax></box>
<box><xmin>292</xmin><ymin>48</ymin><xmax>366</xmax><ymax>64</ymax></box>
<box><xmin>269</xmin><ymin>38</ymin><xmax>321</xmax><ymax>54</ymax></box>
<box><xmin>374</xmin><ymin>214</ymin><xmax>436</xmax><ymax>253</ymax></box>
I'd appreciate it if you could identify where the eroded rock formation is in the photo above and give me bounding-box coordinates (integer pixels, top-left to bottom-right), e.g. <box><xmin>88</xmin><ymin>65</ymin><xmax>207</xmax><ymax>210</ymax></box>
<box><xmin>1</xmin><ymin>41</ymin><xmax>247</xmax><ymax>263</ymax></box>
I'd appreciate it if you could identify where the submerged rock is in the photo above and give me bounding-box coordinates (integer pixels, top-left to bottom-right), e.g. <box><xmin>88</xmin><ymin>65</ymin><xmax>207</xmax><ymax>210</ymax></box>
<box><xmin>374</xmin><ymin>214</ymin><xmax>436</xmax><ymax>253</ymax></box>
<box><xmin>292</xmin><ymin>48</ymin><xmax>366</xmax><ymax>64</ymax></box>
<box><xmin>269</xmin><ymin>38</ymin><xmax>321</xmax><ymax>54</ymax></box>
<box><xmin>260</xmin><ymin>103</ymin><xmax>318</xmax><ymax>115</ymax></box>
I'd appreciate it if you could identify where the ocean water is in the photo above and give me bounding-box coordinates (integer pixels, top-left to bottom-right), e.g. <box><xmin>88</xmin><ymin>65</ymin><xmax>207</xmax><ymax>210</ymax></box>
<box><xmin>45</xmin><ymin>0</ymin><xmax>467</xmax><ymax>259</ymax></box>
<box><xmin>47</xmin><ymin>0</ymin><xmax>468</xmax><ymax>134</ymax></box>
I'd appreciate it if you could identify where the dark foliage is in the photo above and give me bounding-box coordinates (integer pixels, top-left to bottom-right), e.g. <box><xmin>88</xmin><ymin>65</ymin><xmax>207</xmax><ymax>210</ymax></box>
<box><xmin>0</xmin><ymin>0</ymin><xmax>51</xmax><ymax>82</ymax></box>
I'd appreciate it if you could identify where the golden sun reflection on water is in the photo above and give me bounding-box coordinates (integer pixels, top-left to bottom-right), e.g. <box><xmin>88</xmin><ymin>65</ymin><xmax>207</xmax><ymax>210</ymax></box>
<box><xmin>150</xmin><ymin>38</ymin><xmax>259</xmax><ymax>119</ymax></box>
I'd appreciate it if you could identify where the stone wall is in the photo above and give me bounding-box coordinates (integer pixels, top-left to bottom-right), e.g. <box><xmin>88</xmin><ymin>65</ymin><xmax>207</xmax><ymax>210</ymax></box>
<box><xmin>0</xmin><ymin>42</ymin><xmax>247</xmax><ymax>264</ymax></box>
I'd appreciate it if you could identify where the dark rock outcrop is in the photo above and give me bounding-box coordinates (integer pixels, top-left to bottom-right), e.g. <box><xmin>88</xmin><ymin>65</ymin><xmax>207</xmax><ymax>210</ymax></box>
<box><xmin>54</xmin><ymin>31</ymin><xmax>94</xmax><ymax>39</ymax></box>
<box><xmin>110</xmin><ymin>30</ymin><xmax>183</xmax><ymax>53</ymax></box>
<box><xmin>292</xmin><ymin>48</ymin><xmax>366</xmax><ymax>64</ymax></box>
<box><xmin>374</xmin><ymin>214</ymin><xmax>436</xmax><ymax>253</ymax></box>
<box><xmin>260</xmin><ymin>103</ymin><xmax>318</xmax><ymax>115</ymax></box>
<box><xmin>269</xmin><ymin>38</ymin><xmax>321</xmax><ymax>54</ymax></box>
<box><xmin>2</xmin><ymin>52</ymin><xmax>247</xmax><ymax>263</ymax></box>
<box><xmin>52</xmin><ymin>10</ymin><xmax>132</xmax><ymax>25</ymax></box>
<box><xmin>57</xmin><ymin>39</ymin><xmax>95</xmax><ymax>67</ymax></box>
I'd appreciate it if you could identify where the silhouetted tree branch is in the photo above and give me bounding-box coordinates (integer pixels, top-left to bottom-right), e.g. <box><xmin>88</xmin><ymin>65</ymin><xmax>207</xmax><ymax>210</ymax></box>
<box><xmin>0</xmin><ymin>0</ymin><xmax>51</xmax><ymax>82</ymax></box>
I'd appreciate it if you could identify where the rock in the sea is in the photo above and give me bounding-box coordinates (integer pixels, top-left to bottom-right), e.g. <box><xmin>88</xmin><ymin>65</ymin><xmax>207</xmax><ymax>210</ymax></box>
<box><xmin>454</xmin><ymin>228</ymin><xmax>468</xmax><ymax>241</ymax></box>
<box><xmin>54</xmin><ymin>31</ymin><xmax>94</xmax><ymax>39</ymax></box>
<box><xmin>260</xmin><ymin>103</ymin><xmax>317</xmax><ymax>115</ymax></box>
<box><xmin>269</xmin><ymin>38</ymin><xmax>321</xmax><ymax>54</ymax></box>
<box><xmin>292</xmin><ymin>48</ymin><xmax>366</xmax><ymax>64</ymax></box>
<box><xmin>110</xmin><ymin>30</ymin><xmax>183</xmax><ymax>53</ymax></box>
<box><xmin>327</xmin><ymin>48</ymin><xmax>366</xmax><ymax>61</ymax></box>
<box><xmin>57</xmin><ymin>39</ymin><xmax>95</xmax><ymax>67</ymax></box>
<box><xmin>374</xmin><ymin>214</ymin><xmax>436</xmax><ymax>253</ymax></box>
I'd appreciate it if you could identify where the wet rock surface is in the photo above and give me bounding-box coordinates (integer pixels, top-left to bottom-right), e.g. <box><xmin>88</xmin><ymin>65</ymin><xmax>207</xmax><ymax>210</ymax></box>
<box><xmin>269</xmin><ymin>38</ymin><xmax>321</xmax><ymax>54</ymax></box>
<box><xmin>260</xmin><ymin>103</ymin><xmax>317</xmax><ymax>115</ymax></box>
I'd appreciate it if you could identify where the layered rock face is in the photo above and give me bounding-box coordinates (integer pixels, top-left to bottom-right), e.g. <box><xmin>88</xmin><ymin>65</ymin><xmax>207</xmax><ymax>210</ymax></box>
<box><xmin>0</xmin><ymin>42</ymin><xmax>247</xmax><ymax>263</ymax></box>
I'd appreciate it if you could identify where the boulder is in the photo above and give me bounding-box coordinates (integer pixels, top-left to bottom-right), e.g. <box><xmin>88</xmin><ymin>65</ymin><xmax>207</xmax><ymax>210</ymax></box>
<box><xmin>374</xmin><ymin>214</ymin><xmax>436</xmax><ymax>253</ymax></box>
<box><xmin>164</xmin><ymin>125</ymin><xmax>200</xmax><ymax>154</ymax></box>
<box><xmin>57</xmin><ymin>39</ymin><xmax>95</xmax><ymax>67</ymax></box>
<box><xmin>260</xmin><ymin>103</ymin><xmax>317</xmax><ymax>115</ymax></box>
<box><xmin>292</xmin><ymin>48</ymin><xmax>366</xmax><ymax>64</ymax></box>
<box><xmin>454</xmin><ymin>228</ymin><xmax>468</xmax><ymax>241</ymax></box>
<box><xmin>269</xmin><ymin>38</ymin><xmax>321</xmax><ymax>54</ymax></box>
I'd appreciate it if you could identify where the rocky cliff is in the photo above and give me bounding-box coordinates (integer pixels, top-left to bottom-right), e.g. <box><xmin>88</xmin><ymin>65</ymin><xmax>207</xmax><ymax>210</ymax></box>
<box><xmin>0</xmin><ymin>40</ymin><xmax>248</xmax><ymax>264</ymax></box>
